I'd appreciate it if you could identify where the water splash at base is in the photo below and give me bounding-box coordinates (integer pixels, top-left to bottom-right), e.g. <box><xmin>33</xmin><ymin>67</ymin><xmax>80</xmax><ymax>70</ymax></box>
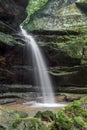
<box><xmin>23</xmin><ymin>101</ymin><xmax>67</xmax><ymax>108</ymax></box>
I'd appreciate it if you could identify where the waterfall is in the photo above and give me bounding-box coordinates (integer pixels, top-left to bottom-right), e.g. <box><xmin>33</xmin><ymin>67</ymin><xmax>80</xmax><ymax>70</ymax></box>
<box><xmin>20</xmin><ymin>26</ymin><xmax>55</xmax><ymax>104</ymax></box>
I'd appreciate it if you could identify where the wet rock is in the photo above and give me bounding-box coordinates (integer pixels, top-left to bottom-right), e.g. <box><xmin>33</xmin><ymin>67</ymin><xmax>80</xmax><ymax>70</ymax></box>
<box><xmin>64</xmin><ymin>95</ymin><xmax>81</xmax><ymax>102</ymax></box>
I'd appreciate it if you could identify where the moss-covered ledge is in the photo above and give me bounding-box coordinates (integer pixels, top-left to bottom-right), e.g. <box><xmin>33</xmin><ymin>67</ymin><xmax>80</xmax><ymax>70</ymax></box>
<box><xmin>0</xmin><ymin>32</ymin><xmax>22</xmax><ymax>47</ymax></box>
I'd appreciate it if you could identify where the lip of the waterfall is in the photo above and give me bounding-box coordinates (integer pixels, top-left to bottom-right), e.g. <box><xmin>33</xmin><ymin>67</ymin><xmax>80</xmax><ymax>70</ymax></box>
<box><xmin>20</xmin><ymin>25</ymin><xmax>23</xmax><ymax>30</ymax></box>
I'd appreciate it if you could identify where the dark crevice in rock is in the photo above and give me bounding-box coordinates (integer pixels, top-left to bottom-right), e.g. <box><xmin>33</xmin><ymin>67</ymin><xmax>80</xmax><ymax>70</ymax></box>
<box><xmin>0</xmin><ymin>0</ymin><xmax>28</xmax><ymax>29</ymax></box>
<box><xmin>29</xmin><ymin>30</ymin><xmax>80</xmax><ymax>36</ymax></box>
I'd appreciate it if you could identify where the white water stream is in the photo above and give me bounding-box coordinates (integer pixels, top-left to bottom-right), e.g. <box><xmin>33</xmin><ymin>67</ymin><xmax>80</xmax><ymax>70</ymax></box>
<box><xmin>20</xmin><ymin>26</ymin><xmax>66</xmax><ymax>107</ymax></box>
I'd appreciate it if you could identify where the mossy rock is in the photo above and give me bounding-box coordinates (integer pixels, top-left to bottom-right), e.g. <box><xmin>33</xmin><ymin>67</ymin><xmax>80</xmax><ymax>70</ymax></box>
<box><xmin>23</xmin><ymin>0</ymin><xmax>48</xmax><ymax>25</ymax></box>
<box><xmin>7</xmin><ymin>118</ymin><xmax>47</xmax><ymax>130</ymax></box>
<box><xmin>35</xmin><ymin>110</ymin><xmax>55</xmax><ymax>122</ymax></box>
<box><xmin>24</xmin><ymin>0</ymin><xmax>87</xmax><ymax>31</ymax></box>
<box><xmin>10</xmin><ymin>110</ymin><xmax>28</xmax><ymax>118</ymax></box>
<box><xmin>0</xmin><ymin>32</ymin><xmax>20</xmax><ymax>47</ymax></box>
<box><xmin>0</xmin><ymin>106</ymin><xmax>28</xmax><ymax>128</ymax></box>
<box><xmin>41</xmin><ymin>33</ymin><xmax>87</xmax><ymax>67</ymax></box>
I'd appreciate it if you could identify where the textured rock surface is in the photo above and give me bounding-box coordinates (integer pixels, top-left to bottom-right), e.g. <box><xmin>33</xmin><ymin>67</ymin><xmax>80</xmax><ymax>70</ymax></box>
<box><xmin>24</xmin><ymin>0</ymin><xmax>87</xmax><ymax>31</ymax></box>
<box><xmin>0</xmin><ymin>1</ymin><xmax>28</xmax><ymax>85</ymax></box>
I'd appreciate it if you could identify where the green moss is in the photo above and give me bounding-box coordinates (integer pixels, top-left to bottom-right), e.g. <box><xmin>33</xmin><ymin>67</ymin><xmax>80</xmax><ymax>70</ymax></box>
<box><xmin>10</xmin><ymin>110</ymin><xmax>28</xmax><ymax>119</ymax></box>
<box><xmin>23</xmin><ymin>0</ymin><xmax>48</xmax><ymax>26</ymax></box>
<box><xmin>35</xmin><ymin>110</ymin><xmax>55</xmax><ymax>122</ymax></box>
<box><xmin>23</xmin><ymin>0</ymin><xmax>87</xmax><ymax>31</ymax></box>
<box><xmin>74</xmin><ymin>116</ymin><xmax>87</xmax><ymax>129</ymax></box>
<box><xmin>69</xmin><ymin>25</ymin><xmax>87</xmax><ymax>33</ymax></box>
<box><xmin>0</xmin><ymin>32</ymin><xmax>20</xmax><ymax>46</ymax></box>
<box><xmin>53</xmin><ymin>111</ymin><xmax>74</xmax><ymax>130</ymax></box>
<box><xmin>45</xmin><ymin>33</ymin><xmax>87</xmax><ymax>60</ymax></box>
<box><xmin>50</xmin><ymin>96</ymin><xmax>87</xmax><ymax>130</ymax></box>
<box><xmin>7</xmin><ymin>118</ymin><xmax>47</xmax><ymax>130</ymax></box>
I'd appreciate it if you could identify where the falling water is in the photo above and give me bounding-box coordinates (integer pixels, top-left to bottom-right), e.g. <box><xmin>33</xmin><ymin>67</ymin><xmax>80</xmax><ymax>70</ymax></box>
<box><xmin>20</xmin><ymin>26</ymin><xmax>56</xmax><ymax>104</ymax></box>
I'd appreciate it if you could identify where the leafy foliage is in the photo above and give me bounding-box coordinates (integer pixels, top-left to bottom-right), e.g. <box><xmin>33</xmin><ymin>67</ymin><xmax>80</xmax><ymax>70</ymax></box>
<box><xmin>74</xmin><ymin>116</ymin><xmax>87</xmax><ymax>129</ymax></box>
<box><xmin>53</xmin><ymin>111</ymin><xmax>74</xmax><ymax>130</ymax></box>
<box><xmin>50</xmin><ymin>97</ymin><xmax>87</xmax><ymax>130</ymax></box>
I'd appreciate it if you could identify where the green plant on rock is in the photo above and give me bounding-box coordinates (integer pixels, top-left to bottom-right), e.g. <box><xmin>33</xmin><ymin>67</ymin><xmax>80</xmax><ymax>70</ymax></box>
<box><xmin>51</xmin><ymin>110</ymin><xmax>74</xmax><ymax>130</ymax></box>
<box><xmin>74</xmin><ymin>116</ymin><xmax>87</xmax><ymax>129</ymax></box>
<box><xmin>65</xmin><ymin>100</ymin><xmax>87</xmax><ymax>118</ymax></box>
<box><xmin>50</xmin><ymin>97</ymin><xmax>87</xmax><ymax>130</ymax></box>
<box><xmin>23</xmin><ymin>0</ymin><xmax>48</xmax><ymax>26</ymax></box>
<box><xmin>10</xmin><ymin>110</ymin><xmax>28</xmax><ymax>119</ymax></box>
<box><xmin>7</xmin><ymin>118</ymin><xmax>47</xmax><ymax>130</ymax></box>
<box><xmin>35</xmin><ymin>110</ymin><xmax>55</xmax><ymax>122</ymax></box>
<box><xmin>0</xmin><ymin>32</ymin><xmax>20</xmax><ymax>46</ymax></box>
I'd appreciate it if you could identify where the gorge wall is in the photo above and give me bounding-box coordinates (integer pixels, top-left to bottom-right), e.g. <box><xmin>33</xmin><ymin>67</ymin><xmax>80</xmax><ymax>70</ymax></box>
<box><xmin>0</xmin><ymin>0</ymin><xmax>87</xmax><ymax>94</ymax></box>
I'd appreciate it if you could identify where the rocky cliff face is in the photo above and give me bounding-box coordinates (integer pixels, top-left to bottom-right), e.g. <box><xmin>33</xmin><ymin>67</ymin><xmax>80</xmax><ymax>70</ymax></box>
<box><xmin>24</xmin><ymin>0</ymin><xmax>87</xmax><ymax>31</ymax></box>
<box><xmin>0</xmin><ymin>0</ymin><xmax>29</xmax><ymax>85</ymax></box>
<box><xmin>0</xmin><ymin>0</ymin><xmax>87</xmax><ymax>94</ymax></box>
<box><xmin>22</xmin><ymin>0</ymin><xmax>87</xmax><ymax>92</ymax></box>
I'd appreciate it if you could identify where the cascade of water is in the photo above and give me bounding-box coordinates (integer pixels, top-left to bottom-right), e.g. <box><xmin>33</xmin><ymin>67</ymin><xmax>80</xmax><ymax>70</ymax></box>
<box><xmin>20</xmin><ymin>26</ymin><xmax>55</xmax><ymax>104</ymax></box>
